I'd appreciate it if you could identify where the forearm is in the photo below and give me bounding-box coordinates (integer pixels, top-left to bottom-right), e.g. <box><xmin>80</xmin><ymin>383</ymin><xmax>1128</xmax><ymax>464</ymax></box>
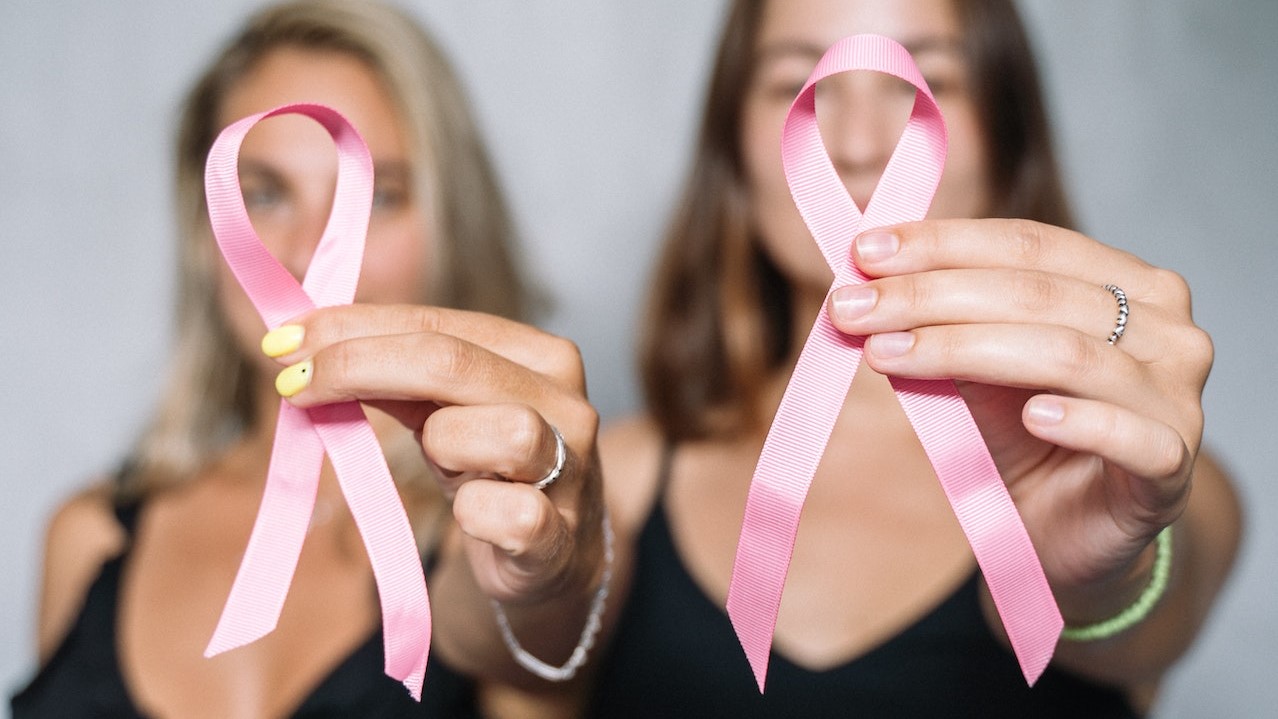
<box><xmin>982</xmin><ymin>451</ymin><xmax>1242</xmax><ymax>687</ymax></box>
<box><xmin>430</xmin><ymin>513</ymin><xmax>611</xmax><ymax>692</ymax></box>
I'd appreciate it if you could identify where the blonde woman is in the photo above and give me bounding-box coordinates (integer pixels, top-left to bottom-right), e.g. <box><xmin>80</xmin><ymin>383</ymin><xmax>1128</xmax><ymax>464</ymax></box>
<box><xmin>10</xmin><ymin>1</ymin><xmax>604</xmax><ymax>716</ymax></box>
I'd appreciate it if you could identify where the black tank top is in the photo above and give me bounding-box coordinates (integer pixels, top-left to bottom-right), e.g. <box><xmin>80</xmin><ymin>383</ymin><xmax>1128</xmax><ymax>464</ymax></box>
<box><xmin>10</xmin><ymin>498</ymin><xmax>478</xmax><ymax>718</ymax></box>
<box><xmin>587</xmin><ymin>448</ymin><xmax>1141</xmax><ymax>718</ymax></box>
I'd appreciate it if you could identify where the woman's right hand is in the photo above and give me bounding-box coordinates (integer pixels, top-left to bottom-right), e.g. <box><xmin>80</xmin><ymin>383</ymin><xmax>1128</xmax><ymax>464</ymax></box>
<box><xmin>260</xmin><ymin>304</ymin><xmax>607</xmax><ymax>678</ymax></box>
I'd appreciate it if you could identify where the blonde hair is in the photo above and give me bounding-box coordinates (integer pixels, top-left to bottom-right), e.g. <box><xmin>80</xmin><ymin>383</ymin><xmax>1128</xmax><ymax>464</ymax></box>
<box><xmin>126</xmin><ymin>0</ymin><xmax>530</xmax><ymax>512</ymax></box>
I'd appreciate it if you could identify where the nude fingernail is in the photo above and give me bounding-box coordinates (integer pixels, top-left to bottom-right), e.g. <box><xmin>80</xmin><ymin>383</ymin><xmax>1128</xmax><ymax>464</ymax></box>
<box><xmin>855</xmin><ymin>231</ymin><xmax>899</xmax><ymax>263</ymax></box>
<box><xmin>1026</xmin><ymin>397</ymin><xmax>1065</xmax><ymax>425</ymax></box>
<box><xmin>831</xmin><ymin>286</ymin><xmax>877</xmax><ymax>322</ymax></box>
<box><xmin>869</xmin><ymin>332</ymin><xmax>914</xmax><ymax>358</ymax></box>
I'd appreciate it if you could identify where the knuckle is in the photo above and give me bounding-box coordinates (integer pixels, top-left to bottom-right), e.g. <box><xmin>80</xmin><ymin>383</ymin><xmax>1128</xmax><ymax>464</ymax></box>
<box><xmin>1148</xmin><ymin>267</ymin><xmax>1192</xmax><ymax>311</ymax></box>
<box><xmin>1148</xmin><ymin>433</ymin><xmax>1190</xmax><ymax>481</ymax></box>
<box><xmin>1055</xmin><ymin>330</ymin><xmax>1104</xmax><ymax>382</ymax></box>
<box><xmin>901</xmin><ymin>274</ymin><xmax>933</xmax><ymax>314</ymax></box>
<box><xmin>411</xmin><ymin>305</ymin><xmax>445</xmax><ymax>335</ymax></box>
<box><xmin>1186</xmin><ymin>325</ymin><xmax>1215</xmax><ymax>372</ymax></box>
<box><xmin>1007</xmin><ymin>219</ymin><xmax>1049</xmax><ymax>268</ymax></box>
<box><xmin>1011</xmin><ymin>270</ymin><xmax>1056</xmax><ymax>313</ymax></box>
<box><xmin>560</xmin><ymin>399</ymin><xmax>600</xmax><ymax>452</ymax></box>
<box><xmin>508</xmin><ymin>406</ymin><xmax>548</xmax><ymax>474</ymax></box>
<box><xmin>545</xmin><ymin>334</ymin><xmax>588</xmax><ymax>389</ymax></box>
<box><xmin>318</xmin><ymin>341</ymin><xmax>357</xmax><ymax>396</ymax></box>
<box><xmin>504</xmin><ymin>495</ymin><xmax>550</xmax><ymax>553</ymax></box>
<box><xmin>427</xmin><ymin>334</ymin><xmax>478</xmax><ymax>383</ymax></box>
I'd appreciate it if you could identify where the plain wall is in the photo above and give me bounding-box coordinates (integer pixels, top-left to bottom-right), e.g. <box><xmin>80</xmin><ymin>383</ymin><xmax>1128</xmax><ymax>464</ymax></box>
<box><xmin>2</xmin><ymin>1</ymin><xmax>1274</xmax><ymax>715</ymax></box>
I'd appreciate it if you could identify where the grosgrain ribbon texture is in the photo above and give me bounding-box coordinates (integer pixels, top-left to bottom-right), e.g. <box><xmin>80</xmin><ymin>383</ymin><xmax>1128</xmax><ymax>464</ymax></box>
<box><xmin>202</xmin><ymin>103</ymin><xmax>430</xmax><ymax>700</ymax></box>
<box><xmin>724</xmin><ymin>35</ymin><xmax>1063</xmax><ymax>693</ymax></box>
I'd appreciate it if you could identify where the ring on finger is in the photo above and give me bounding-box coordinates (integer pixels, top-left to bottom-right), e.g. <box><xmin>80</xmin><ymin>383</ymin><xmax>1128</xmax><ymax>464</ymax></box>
<box><xmin>1103</xmin><ymin>284</ymin><xmax>1129</xmax><ymax>345</ymax></box>
<box><xmin>533</xmin><ymin>425</ymin><xmax>566</xmax><ymax>490</ymax></box>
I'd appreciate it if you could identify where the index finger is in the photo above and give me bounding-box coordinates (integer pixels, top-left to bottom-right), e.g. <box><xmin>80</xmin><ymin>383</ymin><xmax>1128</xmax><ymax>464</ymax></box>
<box><xmin>267</xmin><ymin>304</ymin><xmax>584</xmax><ymax>387</ymax></box>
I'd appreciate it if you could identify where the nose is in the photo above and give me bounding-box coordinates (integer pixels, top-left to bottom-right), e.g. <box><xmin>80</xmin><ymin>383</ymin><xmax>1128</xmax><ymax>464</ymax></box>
<box><xmin>815</xmin><ymin>72</ymin><xmax>916</xmax><ymax>212</ymax></box>
<box><xmin>277</xmin><ymin>199</ymin><xmax>331</xmax><ymax>282</ymax></box>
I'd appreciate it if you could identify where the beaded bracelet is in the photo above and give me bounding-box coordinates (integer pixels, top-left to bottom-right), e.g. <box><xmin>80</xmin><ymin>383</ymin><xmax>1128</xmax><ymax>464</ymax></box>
<box><xmin>490</xmin><ymin>512</ymin><xmax>614</xmax><ymax>681</ymax></box>
<box><xmin>1060</xmin><ymin>526</ymin><xmax>1173</xmax><ymax>642</ymax></box>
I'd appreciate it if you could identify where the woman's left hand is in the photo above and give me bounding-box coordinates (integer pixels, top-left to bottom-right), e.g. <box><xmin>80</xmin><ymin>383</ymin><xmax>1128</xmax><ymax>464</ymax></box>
<box><xmin>258</xmin><ymin>303</ymin><xmax>608</xmax><ymax>682</ymax></box>
<box><xmin>825</xmin><ymin>218</ymin><xmax>1211</xmax><ymax>618</ymax></box>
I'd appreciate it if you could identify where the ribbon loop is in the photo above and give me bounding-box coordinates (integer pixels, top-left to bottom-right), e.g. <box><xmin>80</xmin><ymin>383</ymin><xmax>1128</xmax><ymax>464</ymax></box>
<box><xmin>202</xmin><ymin>103</ymin><xmax>430</xmax><ymax>700</ymax></box>
<box><xmin>725</xmin><ymin>35</ymin><xmax>1062</xmax><ymax>694</ymax></box>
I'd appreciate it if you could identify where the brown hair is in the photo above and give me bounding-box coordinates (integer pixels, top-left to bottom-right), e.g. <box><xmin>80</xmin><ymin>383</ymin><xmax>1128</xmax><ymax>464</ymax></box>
<box><xmin>126</xmin><ymin>0</ymin><xmax>531</xmax><ymax>511</ymax></box>
<box><xmin>639</xmin><ymin>0</ymin><xmax>1075</xmax><ymax>442</ymax></box>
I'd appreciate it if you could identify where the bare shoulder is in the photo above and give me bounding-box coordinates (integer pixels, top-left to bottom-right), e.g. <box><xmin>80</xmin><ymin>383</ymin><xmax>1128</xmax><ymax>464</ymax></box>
<box><xmin>597</xmin><ymin>415</ymin><xmax>666</xmax><ymax>537</ymax></box>
<box><xmin>36</xmin><ymin>482</ymin><xmax>128</xmax><ymax>662</ymax></box>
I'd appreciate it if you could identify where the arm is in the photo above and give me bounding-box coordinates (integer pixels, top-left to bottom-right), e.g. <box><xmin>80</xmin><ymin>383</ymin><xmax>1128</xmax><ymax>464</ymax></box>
<box><xmin>265</xmin><ymin>305</ymin><xmax>617</xmax><ymax>694</ymax></box>
<box><xmin>826</xmin><ymin>218</ymin><xmax>1244</xmax><ymax>690</ymax></box>
<box><xmin>1040</xmin><ymin>449</ymin><xmax>1242</xmax><ymax>690</ymax></box>
<box><xmin>34</xmin><ymin>485</ymin><xmax>125</xmax><ymax>664</ymax></box>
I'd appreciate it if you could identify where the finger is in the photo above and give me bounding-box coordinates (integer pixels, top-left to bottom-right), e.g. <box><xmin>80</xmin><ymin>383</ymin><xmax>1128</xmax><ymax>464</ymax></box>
<box><xmin>422</xmin><ymin>404</ymin><xmax>566</xmax><ymax>486</ymax></box>
<box><xmin>828</xmin><ymin>268</ymin><xmax>1170</xmax><ymax>354</ymax></box>
<box><xmin>452</xmin><ymin>478</ymin><xmax>573</xmax><ymax>600</ymax></box>
<box><xmin>852</xmin><ymin>219</ymin><xmax>1155</xmax><ymax>290</ymax></box>
<box><xmin>862</xmin><ymin>323</ymin><xmax>1152</xmax><ymax>407</ymax></box>
<box><xmin>278</xmin><ymin>330</ymin><xmax>567</xmax><ymax>412</ymax></box>
<box><xmin>264</xmin><ymin>304</ymin><xmax>586</xmax><ymax>389</ymax></box>
<box><xmin>1022</xmin><ymin>394</ymin><xmax>1192</xmax><ymax>525</ymax></box>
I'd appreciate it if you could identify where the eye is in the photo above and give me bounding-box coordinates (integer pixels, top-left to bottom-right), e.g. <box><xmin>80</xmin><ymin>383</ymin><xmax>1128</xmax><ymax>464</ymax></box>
<box><xmin>242</xmin><ymin>184</ymin><xmax>283</xmax><ymax>211</ymax></box>
<box><xmin>372</xmin><ymin>185</ymin><xmax>409</xmax><ymax>212</ymax></box>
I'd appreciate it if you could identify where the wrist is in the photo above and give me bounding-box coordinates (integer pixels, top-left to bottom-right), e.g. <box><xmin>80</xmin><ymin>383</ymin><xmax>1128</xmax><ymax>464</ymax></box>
<box><xmin>491</xmin><ymin>511</ymin><xmax>614</xmax><ymax>681</ymax></box>
<box><xmin>1058</xmin><ymin>526</ymin><xmax>1175</xmax><ymax>641</ymax></box>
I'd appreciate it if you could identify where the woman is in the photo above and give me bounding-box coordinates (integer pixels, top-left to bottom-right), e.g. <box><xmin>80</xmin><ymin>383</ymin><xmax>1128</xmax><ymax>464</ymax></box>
<box><xmin>10</xmin><ymin>1</ymin><xmax>603</xmax><ymax>716</ymax></box>
<box><xmin>582</xmin><ymin>0</ymin><xmax>1242</xmax><ymax>716</ymax></box>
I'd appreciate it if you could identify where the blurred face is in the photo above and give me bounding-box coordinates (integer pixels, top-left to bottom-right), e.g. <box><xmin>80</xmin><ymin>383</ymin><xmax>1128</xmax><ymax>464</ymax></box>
<box><xmin>216</xmin><ymin>47</ymin><xmax>430</xmax><ymax>370</ymax></box>
<box><xmin>742</xmin><ymin>0</ymin><xmax>991</xmax><ymax>293</ymax></box>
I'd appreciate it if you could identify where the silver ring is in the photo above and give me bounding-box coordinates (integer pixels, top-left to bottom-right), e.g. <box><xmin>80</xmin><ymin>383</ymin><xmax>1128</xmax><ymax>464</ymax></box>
<box><xmin>533</xmin><ymin>425</ymin><xmax>566</xmax><ymax>490</ymax></box>
<box><xmin>1103</xmin><ymin>284</ymin><xmax>1129</xmax><ymax>345</ymax></box>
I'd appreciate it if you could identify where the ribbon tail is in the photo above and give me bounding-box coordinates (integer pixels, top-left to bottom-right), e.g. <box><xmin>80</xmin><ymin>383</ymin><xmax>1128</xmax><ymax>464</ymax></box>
<box><xmin>727</xmin><ymin>311</ymin><xmax>864</xmax><ymax>693</ymax></box>
<box><xmin>312</xmin><ymin>401</ymin><xmax>431</xmax><ymax>700</ymax></box>
<box><xmin>889</xmin><ymin>377</ymin><xmax>1063</xmax><ymax>684</ymax></box>
<box><xmin>206</xmin><ymin>402</ymin><xmax>323</xmax><ymax>657</ymax></box>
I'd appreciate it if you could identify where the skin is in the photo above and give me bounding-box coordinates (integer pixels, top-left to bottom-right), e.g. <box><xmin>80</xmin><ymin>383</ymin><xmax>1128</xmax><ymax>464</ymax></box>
<box><xmin>216</xmin><ymin>0</ymin><xmax>1241</xmax><ymax>713</ymax></box>
<box><xmin>37</xmin><ymin>2</ymin><xmax>1239</xmax><ymax>717</ymax></box>
<box><xmin>599</xmin><ymin>0</ymin><xmax>1242</xmax><ymax>707</ymax></box>
<box><xmin>38</xmin><ymin>49</ymin><xmax>441</xmax><ymax>718</ymax></box>
<box><xmin>38</xmin><ymin>43</ymin><xmax>604</xmax><ymax>719</ymax></box>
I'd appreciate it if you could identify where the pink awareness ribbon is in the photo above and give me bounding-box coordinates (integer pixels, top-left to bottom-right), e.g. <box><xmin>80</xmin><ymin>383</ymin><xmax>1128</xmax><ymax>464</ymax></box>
<box><xmin>725</xmin><ymin>35</ymin><xmax>1063</xmax><ymax>692</ymax></box>
<box><xmin>202</xmin><ymin>104</ymin><xmax>430</xmax><ymax>700</ymax></box>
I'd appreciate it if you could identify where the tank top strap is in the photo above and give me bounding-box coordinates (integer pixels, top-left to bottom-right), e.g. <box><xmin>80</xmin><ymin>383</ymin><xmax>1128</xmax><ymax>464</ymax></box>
<box><xmin>654</xmin><ymin>440</ymin><xmax>677</xmax><ymax>500</ymax></box>
<box><xmin>109</xmin><ymin>460</ymin><xmax>145</xmax><ymax>539</ymax></box>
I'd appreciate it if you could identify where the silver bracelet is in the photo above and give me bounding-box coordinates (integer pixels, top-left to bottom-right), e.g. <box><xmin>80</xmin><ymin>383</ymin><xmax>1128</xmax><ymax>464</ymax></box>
<box><xmin>490</xmin><ymin>512</ymin><xmax>614</xmax><ymax>681</ymax></box>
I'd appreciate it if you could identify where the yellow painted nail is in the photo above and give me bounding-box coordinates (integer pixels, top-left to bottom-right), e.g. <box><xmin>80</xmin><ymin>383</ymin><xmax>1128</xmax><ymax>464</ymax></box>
<box><xmin>275</xmin><ymin>360</ymin><xmax>313</xmax><ymax>398</ymax></box>
<box><xmin>261</xmin><ymin>325</ymin><xmax>305</xmax><ymax>358</ymax></box>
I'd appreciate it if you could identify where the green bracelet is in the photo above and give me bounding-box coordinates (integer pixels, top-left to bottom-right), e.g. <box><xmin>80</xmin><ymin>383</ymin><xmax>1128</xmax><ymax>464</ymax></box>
<box><xmin>1060</xmin><ymin>526</ymin><xmax>1174</xmax><ymax>642</ymax></box>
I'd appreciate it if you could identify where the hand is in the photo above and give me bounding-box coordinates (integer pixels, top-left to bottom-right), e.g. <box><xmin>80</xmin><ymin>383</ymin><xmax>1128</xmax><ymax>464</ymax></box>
<box><xmin>264</xmin><ymin>304</ymin><xmax>605</xmax><ymax>606</ymax></box>
<box><xmin>826</xmin><ymin>219</ymin><xmax>1211</xmax><ymax>616</ymax></box>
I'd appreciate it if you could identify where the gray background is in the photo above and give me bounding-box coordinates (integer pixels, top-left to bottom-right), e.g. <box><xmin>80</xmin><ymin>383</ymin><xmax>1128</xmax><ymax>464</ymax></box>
<box><xmin>2</xmin><ymin>1</ymin><xmax>1274</xmax><ymax>715</ymax></box>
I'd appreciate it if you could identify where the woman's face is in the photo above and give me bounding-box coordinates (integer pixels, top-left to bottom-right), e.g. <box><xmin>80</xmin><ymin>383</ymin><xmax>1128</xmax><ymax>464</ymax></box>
<box><xmin>741</xmin><ymin>0</ymin><xmax>991</xmax><ymax>294</ymax></box>
<box><xmin>216</xmin><ymin>47</ymin><xmax>430</xmax><ymax>370</ymax></box>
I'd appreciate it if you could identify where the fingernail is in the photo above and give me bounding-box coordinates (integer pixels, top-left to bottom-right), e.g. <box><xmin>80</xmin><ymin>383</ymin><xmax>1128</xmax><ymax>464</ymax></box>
<box><xmin>261</xmin><ymin>325</ymin><xmax>304</xmax><ymax>358</ymax></box>
<box><xmin>869</xmin><ymin>332</ymin><xmax>914</xmax><ymax>358</ymax></box>
<box><xmin>855</xmin><ymin>231</ymin><xmax>899</xmax><ymax>263</ymax></box>
<box><xmin>275</xmin><ymin>360</ymin><xmax>313</xmax><ymax>398</ymax></box>
<box><xmin>831</xmin><ymin>286</ymin><xmax>877</xmax><ymax>322</ymax></box>
<box><xmin>1025</xmin><ymin>397</ymin><xmax>1065</xmax><ymax>425</ymax></box>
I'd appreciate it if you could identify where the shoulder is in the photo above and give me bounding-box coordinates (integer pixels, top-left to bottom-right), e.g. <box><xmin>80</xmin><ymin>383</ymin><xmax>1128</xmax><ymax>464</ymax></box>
<box><xmin>598</xmin><ymin>415</ymin><xmax>666</xmax><ymax>538</ymax></box>
<box><xmin>36</xmin><ymin>482</ymin><xmax>128</xmax><ymax>662</ymax></box>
